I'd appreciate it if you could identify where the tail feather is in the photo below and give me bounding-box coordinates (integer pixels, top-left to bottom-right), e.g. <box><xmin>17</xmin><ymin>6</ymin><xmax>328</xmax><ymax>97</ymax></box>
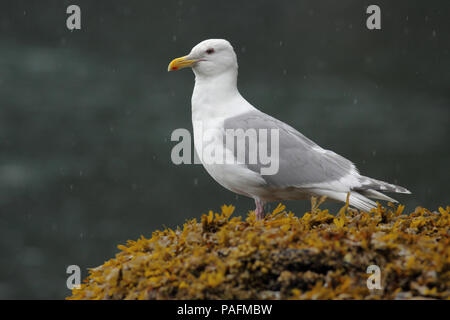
<box><xmin>348</xmin><ymin>192</ymin><xmax>377</xmax><ymax>212</ymax></box>
<box><xmin>356</xmin><ymin>176</ymin><xmax>411</xmax><ymax>194</ymax></box>
<box><xmin>312</xmin><ymin>175</ymin><xmax>411</xmax><ymax>212</ymax></box>
<box><xmin>360</xmin><ymin>189</ymin><xmax>398</xmax><ymax>203</ymax></box>
<box><xmin>313</xmin><ymin>189</ymin><xmax>377</xmax><ymax>212</ymax></box>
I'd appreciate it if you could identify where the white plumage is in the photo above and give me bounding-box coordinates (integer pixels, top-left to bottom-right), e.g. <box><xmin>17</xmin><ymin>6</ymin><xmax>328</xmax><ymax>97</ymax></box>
<box><xmin>168</xmin><ymin>39</ymin><xmax>410</xmax><ymax>219</ymax></box>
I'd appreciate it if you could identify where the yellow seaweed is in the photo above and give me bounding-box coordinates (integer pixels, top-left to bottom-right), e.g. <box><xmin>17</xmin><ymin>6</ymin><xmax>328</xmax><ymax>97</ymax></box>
<box><xmin>68</xmin><ymin>203</ymin><xmax>450</xmax><ymax>300</ymax></box>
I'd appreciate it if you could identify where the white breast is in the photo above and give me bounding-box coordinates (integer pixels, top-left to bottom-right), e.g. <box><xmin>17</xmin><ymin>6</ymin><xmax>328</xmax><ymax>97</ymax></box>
<box><xmin>191</xmin><ymin>86</ymin><xmax>267</xmax><ymax>198</ymax></box>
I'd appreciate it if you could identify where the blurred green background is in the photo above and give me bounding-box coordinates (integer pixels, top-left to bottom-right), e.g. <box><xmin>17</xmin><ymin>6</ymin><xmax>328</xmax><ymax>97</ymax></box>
<box><xmin>0</xmin><ymin>0</ymin><xmax>448</xmax><ymax>298</ymax></box>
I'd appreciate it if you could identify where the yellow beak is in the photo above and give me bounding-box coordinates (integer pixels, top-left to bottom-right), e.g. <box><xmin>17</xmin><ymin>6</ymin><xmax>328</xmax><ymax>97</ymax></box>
<box><xmin>167</xmin><ymin>55</ymin><xmax>197</xmax><ymax>71</ymax></box>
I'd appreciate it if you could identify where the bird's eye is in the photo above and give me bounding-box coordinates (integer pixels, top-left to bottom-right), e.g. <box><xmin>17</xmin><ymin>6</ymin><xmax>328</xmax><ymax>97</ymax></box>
<box><xmin>206</xmin><ymin>48</ymin><xmax>214</xmax><ymax>54</ymax></box>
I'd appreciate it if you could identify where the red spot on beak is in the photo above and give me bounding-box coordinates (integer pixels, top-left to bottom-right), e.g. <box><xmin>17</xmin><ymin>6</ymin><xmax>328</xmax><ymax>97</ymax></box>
<box><xmin>172</xmin><ymin>66</ymin><xmax>178</xmax><ymax>70</ymax></box>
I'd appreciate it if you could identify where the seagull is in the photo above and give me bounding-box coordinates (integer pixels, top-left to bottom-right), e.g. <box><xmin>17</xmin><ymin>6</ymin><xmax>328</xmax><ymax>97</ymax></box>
<box><xmin>168</xmin><ymin>39</ymin><xmax>410</xmax><ymax>219</ymax></box>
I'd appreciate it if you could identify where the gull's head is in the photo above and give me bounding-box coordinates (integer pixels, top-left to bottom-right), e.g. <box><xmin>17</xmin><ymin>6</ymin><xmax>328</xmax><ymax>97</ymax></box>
<box><xmin>168</xmin><ymin>39</ymin><xmax>238</xmax><ymax>77</ymax></box>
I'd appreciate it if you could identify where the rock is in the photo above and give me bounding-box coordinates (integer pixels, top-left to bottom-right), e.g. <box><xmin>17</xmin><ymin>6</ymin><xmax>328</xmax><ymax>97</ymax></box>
<box><xmin>68</xmin><ymin>203</ymin><xmax>450</xmax><ymax>300</ymax></box>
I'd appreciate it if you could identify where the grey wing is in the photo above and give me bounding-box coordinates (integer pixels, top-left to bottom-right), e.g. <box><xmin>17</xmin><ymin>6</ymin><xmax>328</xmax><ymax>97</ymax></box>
<box><xmin>223</xmin><ymin>110</ymin><xmax>357</xmax><ymax>188</ymax></box>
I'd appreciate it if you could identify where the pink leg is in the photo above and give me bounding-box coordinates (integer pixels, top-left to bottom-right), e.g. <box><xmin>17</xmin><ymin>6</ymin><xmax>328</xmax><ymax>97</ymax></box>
<box><xmin>254</xmin><ymin>199</ymin><xmax>266</xmax><ymax>220</ymax></box>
